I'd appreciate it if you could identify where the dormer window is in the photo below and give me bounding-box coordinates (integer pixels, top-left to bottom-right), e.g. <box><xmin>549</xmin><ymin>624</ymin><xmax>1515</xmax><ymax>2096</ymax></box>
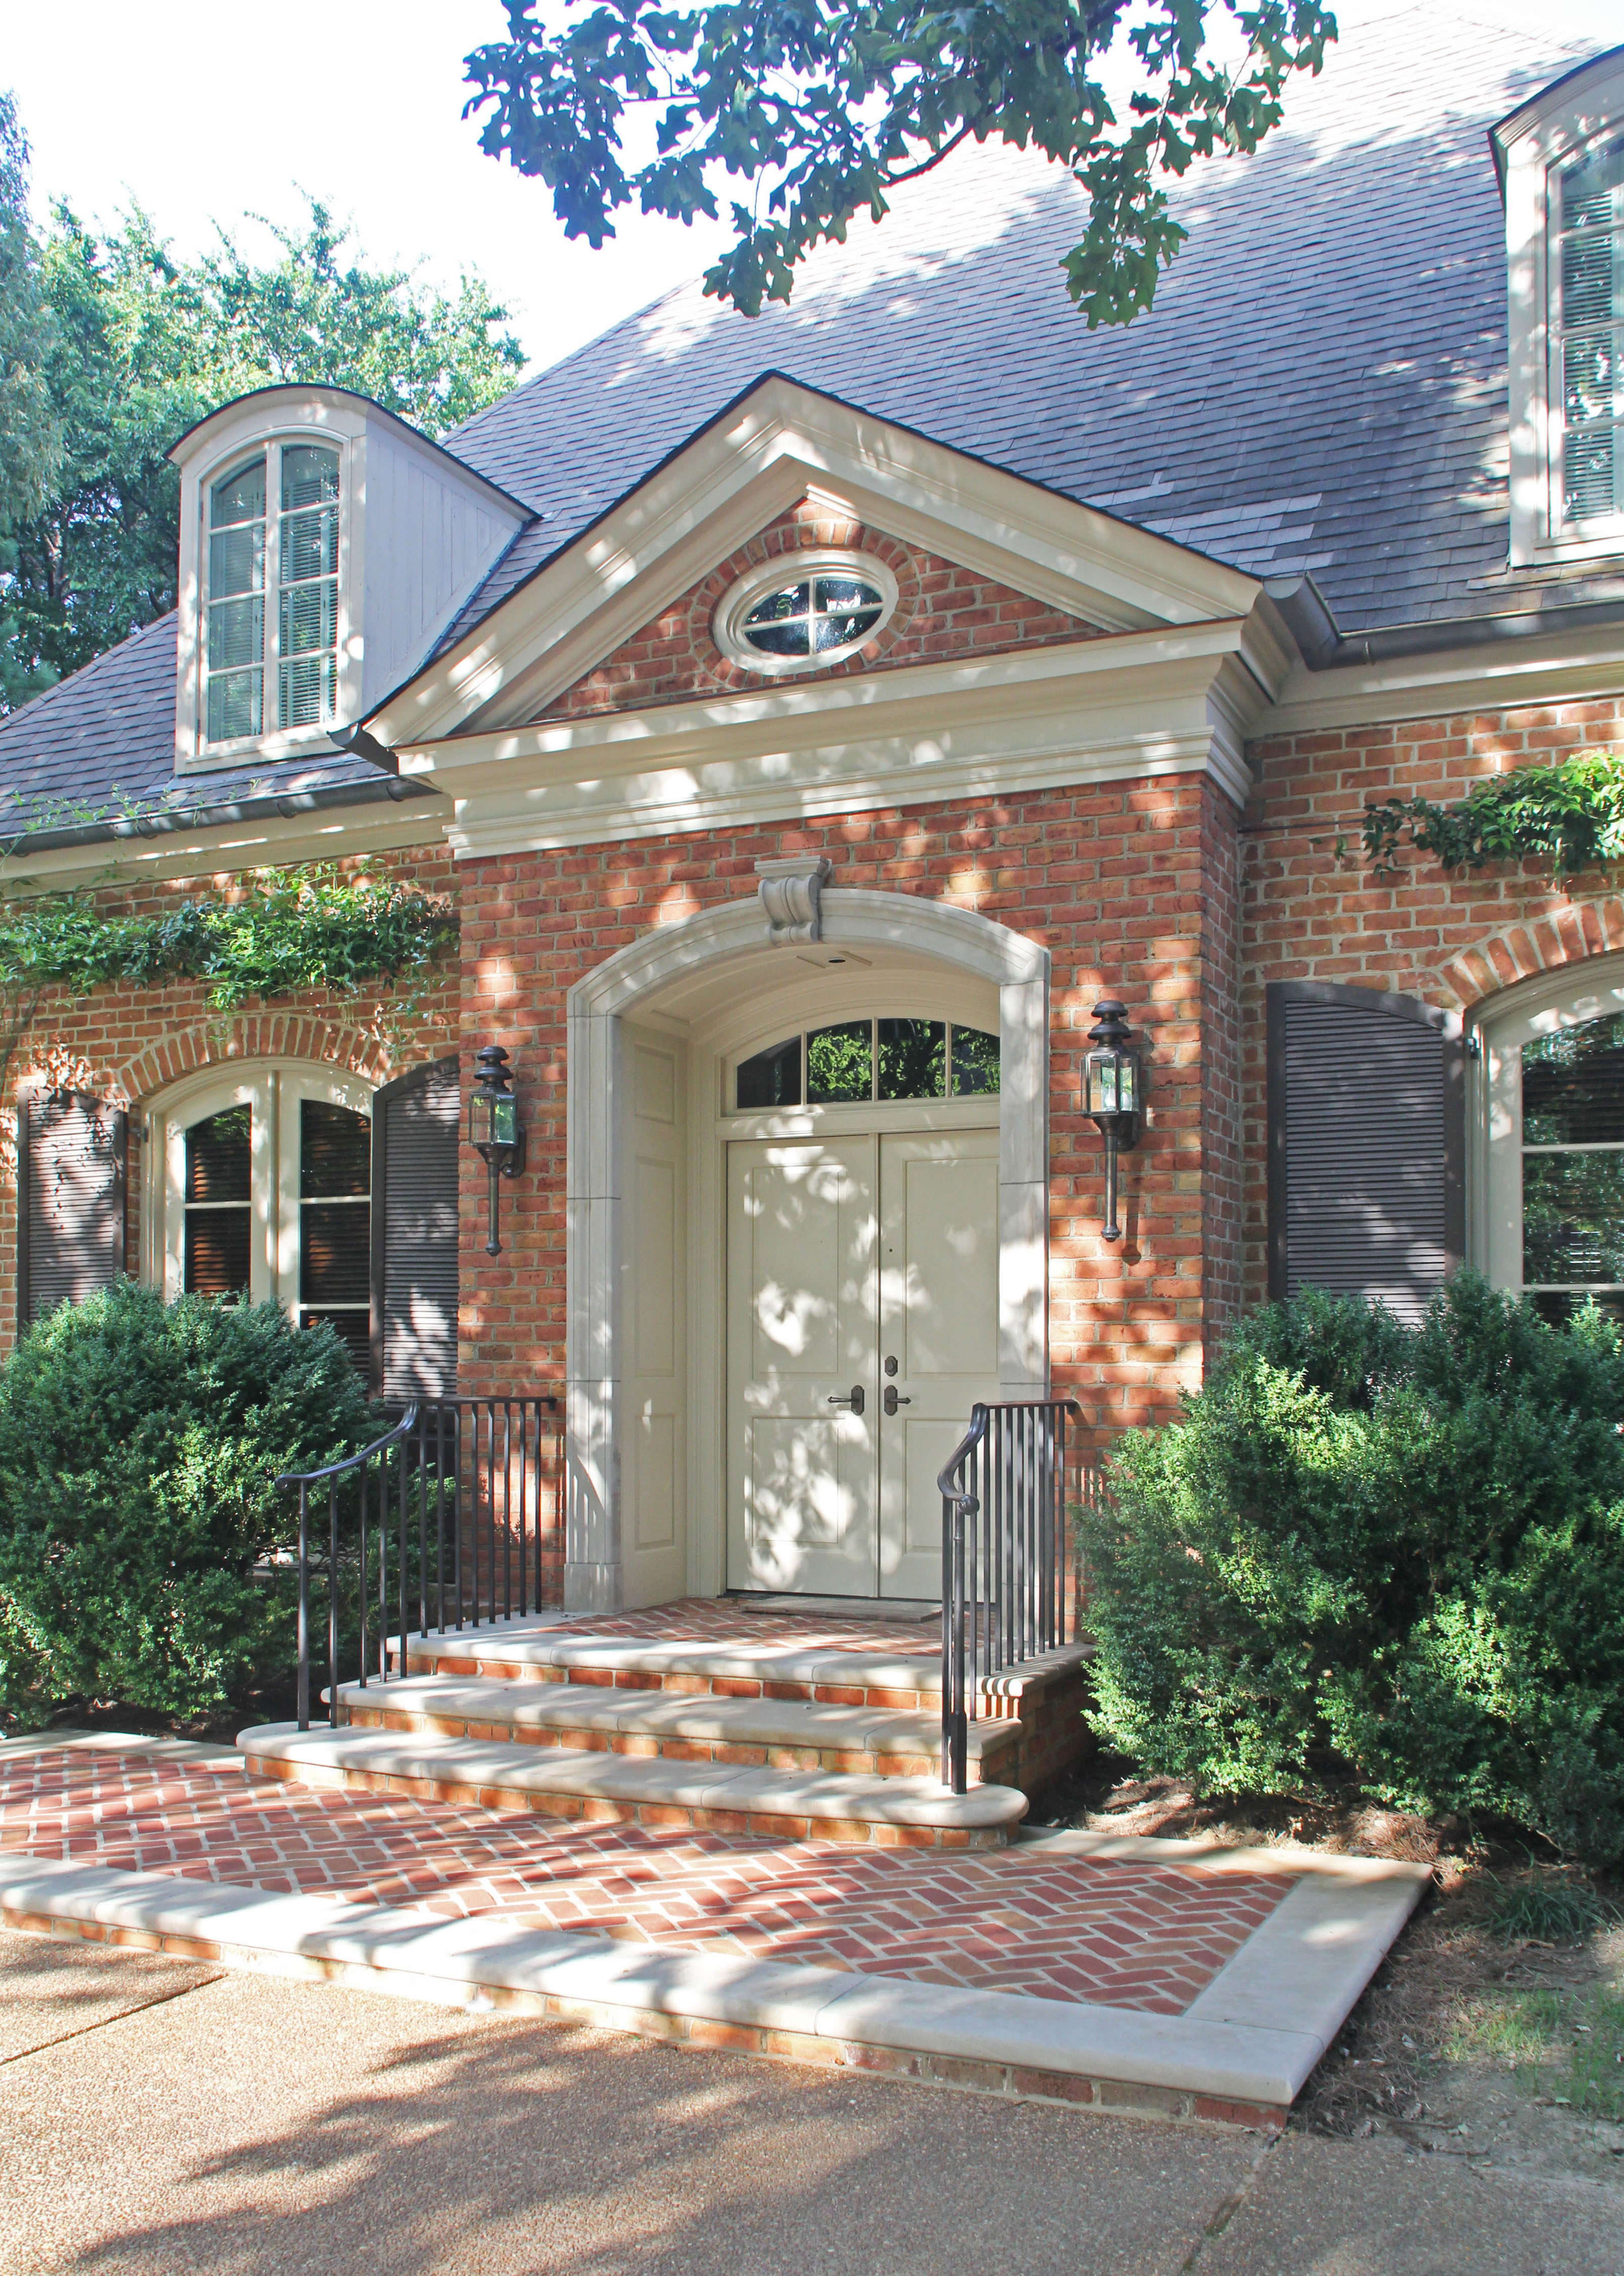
<box><xmin>169</xmin><ymin>384</ymin><xmax>527</xmax><ymax>772</ymax></box>
<box><xmin>1556</xmin><ymin>134</ymin><xmax>1624</xmax><ymax>530</ymax></box>
<box><xmin>205</xmin><ymin>443</ymin><xmax>340</xmax><ymax>748</ymax></box>
<box><xmin>1496</xmin><ymin>46</ymin><xmax>1624</xmax><ymax>568</ymax></box>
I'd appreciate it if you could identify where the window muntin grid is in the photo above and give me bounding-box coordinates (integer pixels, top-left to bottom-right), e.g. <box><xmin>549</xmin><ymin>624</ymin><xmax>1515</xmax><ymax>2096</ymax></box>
<box><xmin>741</xmin><ymin>572</ymin><xmax>885</xmax><ymax>661</ymax></box>
<box><xmin>733</xmin><ymin>1020</ymin><xmax>1000</xmax><ymax>1112</ymax></box>
<box><xmin>203</xmin><ymin>442</ymin><xmax>340</xmax><ymax>747</ymax></box>
<box><xmin>1520</xmin><ymin>1008</ymin><xmax>1624</xmax><ymax>1327</ymax></box>
<box><xmin>1557</xmin><ymin>134</ymin><xmax>1624</xmax><ymax>529</ymax></box>
<box><xmin>714</xmin><ymin>552</ymin><xmax>898</xmax><ymax>674</ymax></box>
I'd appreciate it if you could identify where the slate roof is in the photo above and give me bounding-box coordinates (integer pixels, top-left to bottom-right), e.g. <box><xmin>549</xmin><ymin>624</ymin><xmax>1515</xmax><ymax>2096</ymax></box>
<box><xmin>442</xmin><ymin>3</ymin><xmax>1612</xmax><ymax>642</ymax></box>
<box><xmin>0</xmin><ymin>2</ymin><xmax>1617</xmax><ymax>831</ymax></box>
<box><xmin>0</xmin><ymin>616</ymin><xmax>418</xmax><ymax>841</ymax></box>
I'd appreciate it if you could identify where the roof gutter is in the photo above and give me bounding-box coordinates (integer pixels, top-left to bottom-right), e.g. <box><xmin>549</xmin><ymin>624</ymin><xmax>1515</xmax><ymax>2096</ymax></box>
<box><xmin>5</xmin><ymin>772</ymin><xmax>440</xmax><ymax>858</ymax></box>
<box><xmin>1264</xmin><ymin>576</ymin><xmax>1624</xmax><ymax>671</ymax></box>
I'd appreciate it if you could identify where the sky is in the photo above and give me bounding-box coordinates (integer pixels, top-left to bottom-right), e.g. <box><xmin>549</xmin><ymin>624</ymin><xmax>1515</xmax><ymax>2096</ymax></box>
<box><xmin>3</xmin><ymin>1</ymin><xmax>738</xmax><ymax>374</ymax></box>
<box><xmin>5</xmin><ymin>1</ymin><xmax>1621</xmax><ymax>384</ymax></box>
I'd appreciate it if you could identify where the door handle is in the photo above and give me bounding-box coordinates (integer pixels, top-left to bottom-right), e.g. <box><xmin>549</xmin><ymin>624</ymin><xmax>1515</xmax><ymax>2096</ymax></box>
<box><xmin>883</xmin><ymin>1385</ymin><xmax>912</xmax><ymax>1416</ymax></box>
<box><xmin>827</xmin><ymin>1385</ymin><xmax>865</xmax><ymax>1415</ymax></box>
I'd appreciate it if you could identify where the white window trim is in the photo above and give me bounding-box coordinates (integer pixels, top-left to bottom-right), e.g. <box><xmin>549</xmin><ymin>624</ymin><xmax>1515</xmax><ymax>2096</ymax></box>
<box><xmin>1499</xmin><ymin>48</ymin><xmax>1624</xmax><ymax>569</ymax></box>
<box><xmin>143</xmin><ymin>1062</ymin><xmax>374</xmax><ymax>1319</ymax></box>
<box><xmin>1471</xmin><ymin>952</ymin><xmax>1624</xmax><ymax>1297</ymax></box>
<box><xmin>173</xmin><ymin>394</ymin><xmax>369</xmax><ymax>773</ymax></box>
<box><xmin>712</xmin><ymin>549</ymin><xmax>900</xmax><ymax>677</ymax></box>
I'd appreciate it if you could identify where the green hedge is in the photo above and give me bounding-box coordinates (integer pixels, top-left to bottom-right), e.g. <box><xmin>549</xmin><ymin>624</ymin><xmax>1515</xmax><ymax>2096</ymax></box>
<box><xmin>0</xmin><ymin>1281</ymin><xmax>374</xmax><ymax>1725</ymax></box>
<box><xmin>1077</xmin><ymin>1275</ymin><xmax>1624</xmax><ymax>1863</ymax></box>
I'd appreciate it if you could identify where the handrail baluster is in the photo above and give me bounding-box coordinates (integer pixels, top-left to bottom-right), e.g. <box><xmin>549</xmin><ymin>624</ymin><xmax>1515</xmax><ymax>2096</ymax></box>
<box><xmin>936</xmin><ymin>1396</ymin><xmax>1085</xmax><ymax>1795</ymax></box>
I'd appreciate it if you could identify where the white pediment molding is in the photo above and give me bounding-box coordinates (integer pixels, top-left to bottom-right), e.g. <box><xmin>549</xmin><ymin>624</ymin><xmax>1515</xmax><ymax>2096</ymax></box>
<box><xmin>365</xmin><ymin>375</ymin><xmax>1265</xmax><ymax>751</ymax></box>
<box><xmin>399</xmin><ymin>622</ymin><xmax>1275</xmax><ymax>859</ymax></box>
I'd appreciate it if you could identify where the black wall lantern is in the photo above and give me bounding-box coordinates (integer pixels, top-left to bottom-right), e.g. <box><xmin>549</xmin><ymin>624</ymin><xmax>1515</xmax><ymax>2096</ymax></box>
<box><xmin>1082</xmin><ymin>1000</ymin><xmax>1145</xmax><ymax>1244</ymax></box>
<box><xmin>468</xmin><ymin>1043</ymin><xmax>526</xmax><ymax>1256</ymax></box>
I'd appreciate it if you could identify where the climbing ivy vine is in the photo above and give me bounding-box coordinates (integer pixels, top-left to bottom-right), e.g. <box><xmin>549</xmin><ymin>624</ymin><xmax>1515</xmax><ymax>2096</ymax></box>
<box><xmin>0</xmin><ymin>864</ymin><xmax>457</xmax><ymax>1106</ymax></box>
<box><xmin>1362</xmin><ymin>750</ymin><xmax>1624</xmax><ymax>881</ymax></box>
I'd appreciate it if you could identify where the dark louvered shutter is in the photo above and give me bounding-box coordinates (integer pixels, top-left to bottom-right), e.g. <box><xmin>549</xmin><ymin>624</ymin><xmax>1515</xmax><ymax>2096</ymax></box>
<box><xmin>370</xmin><ymin>1056</ymin><xmax>460</xmax><ymax>1400</ymax></box>
<box><xmin>17</xmin><ymin>1091</ymin><xmax>127</xmax><ymax>1331</ymax></box>
<box><xmin>1267</xmin><ymin>983</ymin><xmax>1464</xmax><ymax>1325</ymax></box>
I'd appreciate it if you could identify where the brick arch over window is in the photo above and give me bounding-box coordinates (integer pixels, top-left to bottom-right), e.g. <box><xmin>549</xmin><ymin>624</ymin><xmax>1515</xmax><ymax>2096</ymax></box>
<box><xmin>113</xmin><ymin>1016</ymin><xmax>405</xmax><ymax>1112</ymax></box>
<box><xmin>1441</xmin><ymin>897</ymin><xmax>1624</xmax><ymax>1014</ymax></box>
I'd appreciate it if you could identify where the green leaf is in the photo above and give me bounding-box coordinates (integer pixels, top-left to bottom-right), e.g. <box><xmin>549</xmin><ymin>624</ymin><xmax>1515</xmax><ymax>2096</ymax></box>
<box><xmin>462</xmin><ymin>0</ymin><xmax>1337</xmax><ymax>324</ymax></box>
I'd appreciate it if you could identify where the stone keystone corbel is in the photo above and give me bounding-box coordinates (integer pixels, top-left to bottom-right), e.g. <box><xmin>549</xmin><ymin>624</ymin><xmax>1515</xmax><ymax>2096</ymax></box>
<box><xmin>755</xmin><ymin>855</ymin><xmax>833</xmax><ymax>945</ymax></box>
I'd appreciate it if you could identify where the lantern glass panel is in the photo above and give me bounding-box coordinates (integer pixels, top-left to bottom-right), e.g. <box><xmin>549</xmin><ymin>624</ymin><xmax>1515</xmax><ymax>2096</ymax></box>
<box><xmin>489</xmin><ymin>1094</ymin><xmax>519</xmax><ymax>1149</ymax></box>
<box><xmin>469</xmin><ymin>1092</ymin><xmax>494</xmax><ymax>1150</ymax></box>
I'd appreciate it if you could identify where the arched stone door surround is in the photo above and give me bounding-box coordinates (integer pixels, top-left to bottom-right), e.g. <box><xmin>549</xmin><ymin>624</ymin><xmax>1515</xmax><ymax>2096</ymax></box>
<box><xmin>563</xmin><ymin>887</ymin><xmax>1051</xmax><ymax>1613</ymax></box>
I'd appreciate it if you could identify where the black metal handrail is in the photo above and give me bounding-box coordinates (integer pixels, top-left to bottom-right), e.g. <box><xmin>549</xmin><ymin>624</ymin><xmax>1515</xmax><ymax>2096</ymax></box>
<box><xmin>936</xmin><ymin>1396</ymin><xmax>1085</xmax><ymax>1794</ymax></box>
<box><xmin>278</xmin><ymin>1392</ymin><xmax>561</xmax><ymax>1732</ymax></box>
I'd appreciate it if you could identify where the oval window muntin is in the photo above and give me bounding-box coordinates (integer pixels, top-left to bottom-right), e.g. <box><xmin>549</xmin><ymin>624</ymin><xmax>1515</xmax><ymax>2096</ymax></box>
<box><xmin>713</xmin><ymin>549</ymin><xmax>900</xmax><ymax>676</ymax></box>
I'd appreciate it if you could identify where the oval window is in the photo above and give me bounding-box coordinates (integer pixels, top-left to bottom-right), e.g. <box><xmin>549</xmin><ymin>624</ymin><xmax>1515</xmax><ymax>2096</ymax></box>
<box><xmin>715</xmin><ymin>552</ymin><xmax>898</xmax><ymax>674</ymax></box>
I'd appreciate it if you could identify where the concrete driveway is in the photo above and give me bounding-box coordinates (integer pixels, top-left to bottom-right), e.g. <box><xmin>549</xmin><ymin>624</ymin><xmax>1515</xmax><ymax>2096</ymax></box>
<box><xmin>1</xmin><ymin>1930</ymin><xmax>1618</xmax><ymax>2276</ymax></box>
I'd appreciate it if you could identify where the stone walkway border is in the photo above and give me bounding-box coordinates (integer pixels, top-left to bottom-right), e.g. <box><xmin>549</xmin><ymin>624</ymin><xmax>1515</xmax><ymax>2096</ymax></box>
<box><xmin>1</xmin><ymin>1732</ymin><xmax>1428</xmax><ymax>2130</ymax></box>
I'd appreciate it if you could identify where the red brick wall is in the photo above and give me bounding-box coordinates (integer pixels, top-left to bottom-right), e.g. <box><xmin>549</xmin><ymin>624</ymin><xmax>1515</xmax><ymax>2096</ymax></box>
<box><xmin>458</xmin><ymin>772</ymin><xmax>1236</xmax><ymax>1450</ymax></box>
<box><xmin>534</xmin><ymin>496</ymin><xmax>1109</xmax><ymax>721</ymax></box>
<box><xmin>1240</xmin><ymin>694</ymin><xmax>1624</xmax><ymax>1308</ymax></box>
<box><xmin>0</xmin><ymin>845</ymin><xmax>459</xmax><ymax>1354</ymax></box>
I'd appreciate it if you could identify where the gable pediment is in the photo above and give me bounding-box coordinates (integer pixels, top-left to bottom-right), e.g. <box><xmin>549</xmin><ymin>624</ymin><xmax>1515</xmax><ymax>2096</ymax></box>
<box><xmin>365</xmin><ymin>375</ymin><xmax>1266</xmax><ymax>752</ymax></box>
<box><xmin>528</xmin><ymin>494</ymin><xmax>1113</xmax><ymax>727</ymax></box>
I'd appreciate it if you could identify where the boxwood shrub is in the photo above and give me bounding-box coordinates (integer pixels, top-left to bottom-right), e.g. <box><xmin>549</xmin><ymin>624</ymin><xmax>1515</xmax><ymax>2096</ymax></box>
<box><xmin>0</xmin><ymin>1280</ymin><xmax>374</xmax><ymax>1726</ymax></box>
<box><xmin>1077</xmin><ymin>1274</ymin><xmax>1624</xmax><ymax>1863</ymax></box>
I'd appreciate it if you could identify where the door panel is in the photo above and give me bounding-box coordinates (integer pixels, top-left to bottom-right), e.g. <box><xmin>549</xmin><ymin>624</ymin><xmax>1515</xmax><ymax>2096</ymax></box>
<box><xmin>727</xmin><ymin>1137</ymin><xmax>878</xmax><ymax>1595</ymax></box>
<box><xmin>878</xmin><ymin>1131</ymin><xmax>1002</xmax><ymax>1599</ymax></box>
<box><xmin>624</xmin><ymin>1029</ymin><xmax>687</xmax><ymax>1607</ymax></box>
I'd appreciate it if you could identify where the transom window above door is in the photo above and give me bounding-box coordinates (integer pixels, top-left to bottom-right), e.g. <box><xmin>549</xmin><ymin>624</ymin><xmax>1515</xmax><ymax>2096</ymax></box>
<box><xmin>713</xmin><ymin>551</ymin><xmax>899</xmax><ymax>676</ymax></box>
<box><xmin>733</xmin><ymin>1019</ymin><xmax>1000</xmax><ymax>1111</ymax></box>
<box><xmin>205</xmin><ymin>442</ymin><xmax>341</xmax><ymax>747</ymax></box>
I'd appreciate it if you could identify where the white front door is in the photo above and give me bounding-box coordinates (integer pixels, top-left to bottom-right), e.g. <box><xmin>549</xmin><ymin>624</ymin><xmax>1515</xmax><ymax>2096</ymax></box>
<box><xmin>727</xmin><ymin>1126</ymin><xmax>1000</xmax><ymax>1599</ymax></box>
<box><xmin>877</xmin><ymin>1128</ymin><xmax>1002</xmax><ymax>1599</ymax></box>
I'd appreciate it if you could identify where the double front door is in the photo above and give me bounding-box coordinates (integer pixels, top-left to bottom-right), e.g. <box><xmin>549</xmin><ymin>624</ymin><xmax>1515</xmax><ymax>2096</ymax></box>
<box><xmin>727</xmin><ymin>1128</ymin><xmax>1000</xmax><ymax>1600</ymax></box>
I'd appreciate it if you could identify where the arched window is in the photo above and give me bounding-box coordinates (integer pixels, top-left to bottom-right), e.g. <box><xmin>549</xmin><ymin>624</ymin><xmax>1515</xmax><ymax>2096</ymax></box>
<box><xmin>205</xmin><ymin>442</ymin><xmax>340</xmax><ymax>747</ymax></box>
<box><xmin>152</xmin><ymin>1066</ymin><xmax>373</xmax><ymax>1368</ymax></box>
<box><xmin>1479</xmin><ymin>960</ymin><xmax>1624</xmax><ymax>1328</ymax></box>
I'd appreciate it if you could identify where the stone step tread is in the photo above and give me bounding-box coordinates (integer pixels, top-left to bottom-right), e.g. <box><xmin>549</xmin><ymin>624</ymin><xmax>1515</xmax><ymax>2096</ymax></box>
<box><xmin>400</xmin><ymin>1619</ymin><xmax>1091</xmax><ymax>1698</ymax></box>
<box><xmin>238</xmin><ymin>1722</ymin><xmax>1028</xmax><ymax>1831</ymax></box>
<box><xmin>330</xmin><ymin>1674</ymin><xmax>1017</xmax><ymax>1760</ymax></box>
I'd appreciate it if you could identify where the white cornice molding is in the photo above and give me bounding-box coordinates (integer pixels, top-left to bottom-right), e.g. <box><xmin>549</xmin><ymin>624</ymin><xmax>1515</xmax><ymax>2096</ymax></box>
<box><xmin>1263</xmin><ymin>619</ymin><xmax>1624</xmax><ymax>736</ymax></box>
<box><xmin>365</xmin><ymin>376</ymin><xmax>1264</xmax><ymax>748</ymax></box>
<box><xmin>401</xmin><ymin>620</ymin><xmax>1267</xmax><ymax>782</ymax></box>
<box><xmin>395</xmin><ymin>621</ymin><xmax>1264</xmax><ymax>857</ymax></box>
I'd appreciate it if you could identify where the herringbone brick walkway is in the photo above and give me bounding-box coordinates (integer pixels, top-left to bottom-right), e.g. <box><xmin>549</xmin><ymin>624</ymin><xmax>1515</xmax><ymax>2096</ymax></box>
<box><xmin>2</xmin><ymin>1746</ymin><xmax>1291</xmax><ymax>2015</ymax></box>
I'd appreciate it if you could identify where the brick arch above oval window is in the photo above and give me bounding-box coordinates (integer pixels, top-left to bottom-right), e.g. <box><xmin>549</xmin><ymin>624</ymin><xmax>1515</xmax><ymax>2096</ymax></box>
<box><xmin>530</xmin><ymin>494</ymin><xmax>1112</xmax><ymax>724</ymax></box>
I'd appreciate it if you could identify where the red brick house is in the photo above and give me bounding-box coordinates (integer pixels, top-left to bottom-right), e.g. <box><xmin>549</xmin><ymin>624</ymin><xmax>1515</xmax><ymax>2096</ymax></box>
<box><xmin>3</xmin><ymin>9</ymin><xmax>1623</xmax><ymax>1641</ymax></box>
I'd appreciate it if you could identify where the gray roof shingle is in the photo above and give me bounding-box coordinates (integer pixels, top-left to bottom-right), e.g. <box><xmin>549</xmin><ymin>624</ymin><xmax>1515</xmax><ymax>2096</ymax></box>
<box><xmin>1</xmin><ymin>3</ymin><xmax>1616</xmax><ymax>827</ymax></box>
<box><xmin>441</xmin><ymin>5</ymin><xmax>1610</xmax><ymax>641</ymax></box>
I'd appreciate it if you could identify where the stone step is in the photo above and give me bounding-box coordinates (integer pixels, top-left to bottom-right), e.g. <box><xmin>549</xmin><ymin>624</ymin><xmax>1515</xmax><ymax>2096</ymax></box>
<box><xmin>328</xmin><ymin>1673</ymin><xmax>1020</xmax><ymax>1786</ymax></box>
<box><xmin>395</xmin><ymin>1613</ymin><xmax>1087</xmax><ymax>1713</ymax></box>
<box><xmin>237</xmin><ymin>1721</ymin><xmax>1028</xmax><ymax>1847</ymax></box>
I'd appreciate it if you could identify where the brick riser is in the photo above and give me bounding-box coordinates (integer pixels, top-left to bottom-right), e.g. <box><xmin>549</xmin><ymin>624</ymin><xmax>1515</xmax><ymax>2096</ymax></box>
<box><xmin>396</xmin><ymin>1648</ymin><xmax>1013</xmax><ymax>1720</ymax></box>
<box><xmin>331</xmin><ymin>1698</ymin><xmax>1012</xmax><ymax>1787</ymax></box>
<box><xmin>240</xmin><ymin>1749</ymin><xmax>1008</xmax><ymax>1848</ymax></box>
